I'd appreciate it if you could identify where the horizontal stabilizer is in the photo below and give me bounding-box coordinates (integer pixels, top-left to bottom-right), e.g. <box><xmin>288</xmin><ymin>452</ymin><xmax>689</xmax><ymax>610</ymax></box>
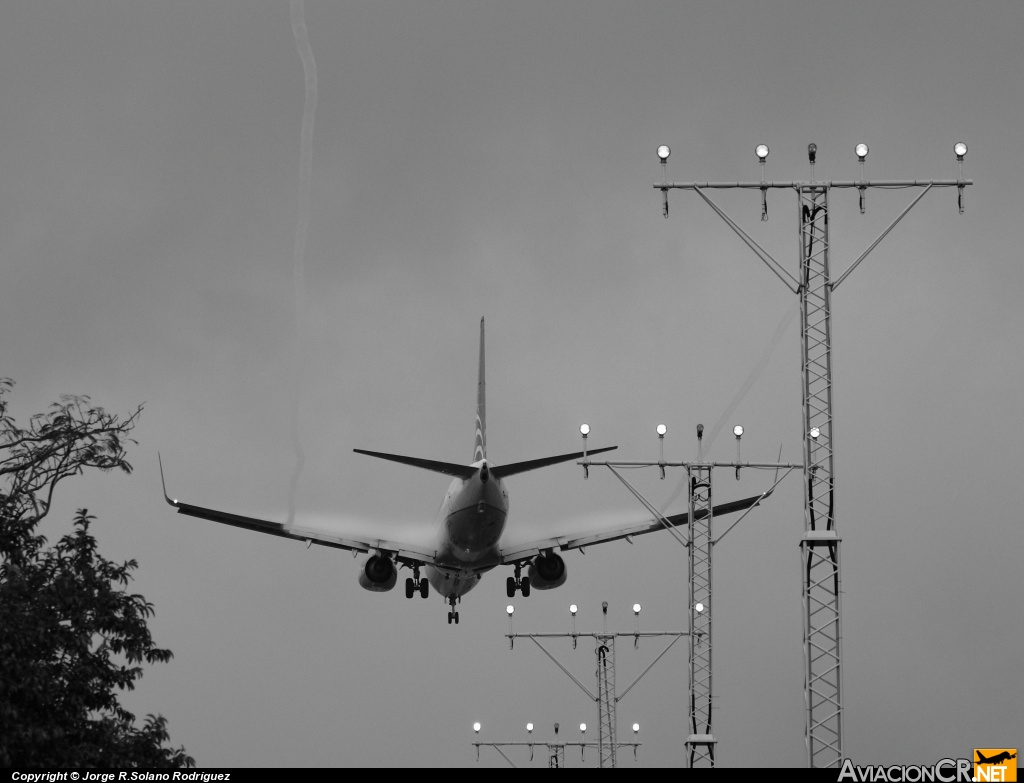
<box><xmin>353</xmin><ymin>449</ymin><xmax>477</xmax><ymax>479</ymax></box>
<box><xmin>491</xmin><ymin>446</ymin><xmax>617</xmax><ymax>479</ymax></box>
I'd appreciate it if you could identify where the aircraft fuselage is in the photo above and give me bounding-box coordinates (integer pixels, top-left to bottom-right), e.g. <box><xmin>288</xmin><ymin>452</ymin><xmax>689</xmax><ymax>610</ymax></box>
<box><xmin>425</xmin><ymin>460</ymin><xmax>508</xmax><ymax>600</ymax></box>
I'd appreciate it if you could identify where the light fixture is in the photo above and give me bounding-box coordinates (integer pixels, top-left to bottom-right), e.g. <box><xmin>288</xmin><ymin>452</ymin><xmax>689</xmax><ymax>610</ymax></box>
<box><xmin>695</xmin><ymin>602</ymin><xmax>705</xmax><ymax>613</ymax></box>
<box><xmin>579</xmin><ymin>423</ymin><xmax>590</xmax><ymax>436</ymax></box>
<box><xmin>808</xmin><ymin>143</ymin><xmax>817</xmax><ymax>165</ymax></box>
<box><xmin>580</xmin><ymin>723</ymin><xmax>587</xmax><ymax>733</ymax></box>
<box><xmin>473</xmin><ymin>722</ymin><xmax>481</xmax><ymax>733</ymax></box>
<box><xmin>506</xmin><ymin>604</ymin><xmax>514</xmax><ymax>616</ymax></box>
<box><xmin>527</xmin><ymin>723</ymin><xmax>534</xmax><ymax>734</ymax></box>
<box><xmin>954</xmin><ymin>142</ymin><xmax>967</xmax><ymax>160</ymax></box>
<box><xmin>633</xmin><ymin>723</ymin><xmax>640</xmax><ymax>734</ymax></box>
<box><xmin>656</xmin><ymin>424</ymin><xmax>667</xmax><ymax>477</ymax></box>
<box><xmin>810</xmin><ymin>427</ymin><xmax>820</xmax><ymax>440</ymax></box>
<box><xmin>570</xmin><ymin>604</ymin><xmax>578</xmax><ymax>616</ymax></box>
<box><xmin>733</xmin><ymin>425</ymin><xmax>744</xmax><ymax>479</ymax></box>
<box><xmin>855</xmin><ymin>143</ymin><xmax>869</xmax><ymax>161</ymax></box>
<box><xmin>633</xmin><ymin>603</ymin><xmax>642</xmax><ymax>615</ymax></box>
<box><xmin>657</xmin><ymin>145</ymin><xmax>671</xmax><ymax>162</ymax></box>
<box><xmin>757</xmin><ymin>146</ymin><xmax>770</xmax><ymax>220</ymax></box>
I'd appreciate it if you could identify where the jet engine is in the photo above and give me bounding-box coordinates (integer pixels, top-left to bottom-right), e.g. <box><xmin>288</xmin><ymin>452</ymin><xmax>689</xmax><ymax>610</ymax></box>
<box><xmin>526</xmin><ymin>552</ymin><xmax>567</xmax><ymax>590</ymax></box>
<box><xmin>358</xmin><ymin>554</ymin><xmax>397</xmax><ymax>592</ymax></box>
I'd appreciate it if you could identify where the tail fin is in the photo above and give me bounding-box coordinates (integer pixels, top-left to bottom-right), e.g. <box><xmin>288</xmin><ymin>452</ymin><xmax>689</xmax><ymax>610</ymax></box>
<box><xmin>474</xmin><ymin>317</ymin><xmax>486</xmax><ymax>462</ymax></box>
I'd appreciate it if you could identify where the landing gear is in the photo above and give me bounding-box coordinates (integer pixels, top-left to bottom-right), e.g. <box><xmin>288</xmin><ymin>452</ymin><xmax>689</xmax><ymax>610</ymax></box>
<box><xmin>446</xmin><ymin>593</ymin><xmax>459</xmax><ymax>625</ymax></box>
<box><xmin>406</xmin><ymin>567</ymin><xmax>429</xmax><ymax>599</ymax></box>
<box><xmin>507</xmin><ymin>564</ymin><xmax>531</xmax><ymax>597</ymax></box>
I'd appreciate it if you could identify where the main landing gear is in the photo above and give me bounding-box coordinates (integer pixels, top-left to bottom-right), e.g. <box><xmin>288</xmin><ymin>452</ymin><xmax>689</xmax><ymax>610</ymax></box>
<box><xmin>446</xmin><ymin>594</ymin><xmax>460</xmax><ymax>625</ymax></box>
<box><xmin>405</xmin><ymin>565</ymin><xmax>429</xmax><ymax>599</ymax></box>
<box><xmin>506</xmin><ymin>563</ymin><xmax>531</xmax><ymax>598</ymax></box>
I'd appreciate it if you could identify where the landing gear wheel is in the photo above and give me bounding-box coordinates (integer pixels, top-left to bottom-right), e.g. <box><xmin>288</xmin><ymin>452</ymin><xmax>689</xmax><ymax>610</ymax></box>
<box><xmin>521</xmin><ymin>576</ymin><xmax>531</xmax><ymax>597</ymax></box>
<box><xmin>447</xmin><ymin>612</ymin><xmax>453</xmax><ymax>625</ymax></box>
<box><xmin>419</xmin><ymin>578</ymin><xmax>429</xmax><ymax>598</ymax></box>
<box><xmin>454</xmin><ymin>612</ymin><xmax>460</xmax><ymax>624</ymax></box>
<box><xmin>506</xmin><ymin>576</ymin><xmax>516</xmax><ymax>598</ymax></box>
<box><xmin>405</xmin><ymin>577</ymin><xmax>415</xmax><ymax>599</ymax></box>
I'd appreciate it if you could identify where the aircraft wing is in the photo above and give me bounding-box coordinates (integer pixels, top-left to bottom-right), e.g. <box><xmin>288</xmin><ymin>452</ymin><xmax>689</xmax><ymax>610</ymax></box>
<box><xmin>159</xmin><ymin>456</ymin><xmax>436</xmax><ymax>566</ymax></box>
<box><xmin>499</xmin><ymin>491</ymin><xmax>772</xmax><ymax>564</ymax></box>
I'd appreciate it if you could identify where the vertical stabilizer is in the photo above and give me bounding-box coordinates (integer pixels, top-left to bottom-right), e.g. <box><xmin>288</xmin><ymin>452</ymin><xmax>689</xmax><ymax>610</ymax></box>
<box><xmin>474</xmin><ymin>317</ymin><xmax>487</xmax><ymax>462</ymax></box>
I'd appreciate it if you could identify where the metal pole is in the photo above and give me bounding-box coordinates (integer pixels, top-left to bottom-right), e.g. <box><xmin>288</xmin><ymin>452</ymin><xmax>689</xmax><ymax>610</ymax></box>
<box><xmin>798</xmin><ymin>184</ymin><xmax>843</xmax><ymax>767</ymax></box>
<box><xmin>686</xmin><ymin>462</ymin><xmax>716</xmax><ymax>766</ymax></box>
<box><xmin>596</xmin><ymin>636</ymin><xmax>617</xmax><ymax>768</ymax></box>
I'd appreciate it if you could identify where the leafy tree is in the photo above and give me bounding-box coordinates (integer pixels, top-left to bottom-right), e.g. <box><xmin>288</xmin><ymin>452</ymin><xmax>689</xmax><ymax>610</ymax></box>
<box><xmin>0</xmin><ymin>379</ymin><xmax>193</xmax><ymax>767</ymax></box>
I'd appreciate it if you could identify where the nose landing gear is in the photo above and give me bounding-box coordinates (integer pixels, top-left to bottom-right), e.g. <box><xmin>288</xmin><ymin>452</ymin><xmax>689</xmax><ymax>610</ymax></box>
<box><xmin>446</xmin><ymin>593</ymin><xmax>460</xmax><ymax>625</ymax></box>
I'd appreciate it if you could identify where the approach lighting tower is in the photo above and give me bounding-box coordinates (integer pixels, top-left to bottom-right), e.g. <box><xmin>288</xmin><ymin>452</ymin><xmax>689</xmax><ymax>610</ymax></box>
<box><xmin>653</xmin><ymin>142</ymin><xmax>972</xmax><ymax>767</ymax></box>
<box><xmin>579</xmin><ymin>425</ymin><xmax>798</xmax><ymax>766</ymax></box>
<box><xmin>501</xmin><ymin>602</ymin><xmax>685</xmax><ymax>767</ymax></box>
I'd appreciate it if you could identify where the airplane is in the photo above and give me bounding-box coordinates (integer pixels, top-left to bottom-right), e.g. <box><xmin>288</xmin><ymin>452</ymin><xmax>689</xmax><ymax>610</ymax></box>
<box><xmin>160</xmin><ymin>317</ymin><xmax>772</xmax><ymax>624</ymax></box>
<box><xmin>976</xmin><ymin>751</ymin><xmax>1016</xmax><ymax>765</ymax></box>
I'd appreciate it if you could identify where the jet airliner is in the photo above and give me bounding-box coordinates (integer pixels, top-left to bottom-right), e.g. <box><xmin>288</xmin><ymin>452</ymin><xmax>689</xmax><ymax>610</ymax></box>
<box><xmin>161</xmin><ymin>318</ymin><xmax>770</xmax><ymax>623</ymax></box>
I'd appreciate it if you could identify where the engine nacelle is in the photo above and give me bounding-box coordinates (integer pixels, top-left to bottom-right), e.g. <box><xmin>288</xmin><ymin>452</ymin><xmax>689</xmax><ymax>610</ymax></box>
<box><xmin>527</xmin><ymin>552</ymin><xmax>567</xmax><ymax>590</ymax></box>
<box><xmin>358</xmin><ymin>554</ymin><xmax>397</xmax><ymax>592</ymax></box>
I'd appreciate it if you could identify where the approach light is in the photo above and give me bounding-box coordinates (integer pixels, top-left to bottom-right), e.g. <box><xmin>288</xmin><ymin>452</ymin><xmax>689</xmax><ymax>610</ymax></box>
<box><xmin>810</xmin><ymin>427</ymin><xmax>820</xmax><ymax>440</ymax></box>
<box><xmin>733</xmin><ymin>425</ymin><xmax>743</xmax><ymax>438</ymax></box>
<box><xmin>633</xmin><ymin>723</ymin><xmax>640</xmax><ymax>734</ymax></box>
<box><xmin>633</xmin><ymin>603</ymin><xmax>641</xmax><ymax>615</ymax></box>
<box><xmin>657</xmin><ymin>424</ymin><xmax>667</xmax><ymax>436</ymax></box>
<box><xmin>580</xmin><ymin>423</ymin><xmax>590</xmax><ymax>436</ymax></box>
<box><xmin>474</xmin><ymin>722</ymin><xmax>481</xmax><ymax>733</ymax></box>
<box><xmin>695</xmin><ymin>602</ymin><xmax>705</xmax><ymax>613</ymax></box>
<box><xmin>527</xmin><ymin>723</ymin><xmax>534</xmax><ymax>733</ymax></box>
<box><xmin>602</xmin><ymin>601</ymin><xmax>609</xmax><ymax>615</ymax></box>
<box><xmin>855</xmin><ymin>143</ymin><xmax>869</xmax><ymax>161</ymax></box>
<box><xmin>755</xmin><ymin>144</ymin><xmax>769</xmax><ymax>161</ymax></box>
<box><xmin>506</xmin><ymin>604</ymin><xmax>515</xmax><ymax>616</ymax></box>
<box><xmin>808</xmin><ymin>143</ymin><xmax>817</xmax><ymax>164</ymax></box>
<box><xmin>954</xmin><ymin>142</ymin><xmax>967</xmax><ymax>160</ymax></box>
<box><xmin>570</xmin><ymin>604</ymin><xmax>578</xmax><ymax>616</ymax></box>
<box><xmin>657</xmin><ymin>145</ymin><xmax>671</xmax><ymax>162</ymax></box>
<box><xmin>580</xmin><ymin>723</ymin><xmax>587</xmax><ymax>734</ymax></box>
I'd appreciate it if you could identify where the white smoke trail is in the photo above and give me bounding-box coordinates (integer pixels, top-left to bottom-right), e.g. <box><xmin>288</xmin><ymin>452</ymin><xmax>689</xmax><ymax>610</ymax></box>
<box><xmin>287</xmin><ymin>0</ymin><xmax>317</xmax><ymax>525</ymax></box>
<box><xmin>659</xmin><ymin>304</ymin><xmax>797</xmax><ymax>513</ymax></box>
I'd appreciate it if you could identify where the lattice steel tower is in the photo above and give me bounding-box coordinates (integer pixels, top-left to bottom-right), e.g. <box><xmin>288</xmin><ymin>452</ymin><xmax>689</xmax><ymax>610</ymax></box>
<box><xmin>654</xmin><ymin>141</ymin><xmax>972</xmax><ymax>767</ymax></box>
<box><xmin>687</xmin><ymin>462</ymin><xmax>715</xmax><ymax>766</ymax></box>
<box><xmin>595</xmin><ymin>638</ymin><xmax>617</xmax><ymax>768</ymax></box>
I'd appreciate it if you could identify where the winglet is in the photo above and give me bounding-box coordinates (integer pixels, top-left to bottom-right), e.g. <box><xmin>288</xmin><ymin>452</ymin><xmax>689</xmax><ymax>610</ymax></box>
<box><xmin>158</xmin><ymin>452</ymin><xmax>179</xmax><ymax>507</ymax></box>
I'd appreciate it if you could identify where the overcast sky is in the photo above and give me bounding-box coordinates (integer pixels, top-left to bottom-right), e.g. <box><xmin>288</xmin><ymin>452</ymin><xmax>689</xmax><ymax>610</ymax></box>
<box><xmin>2</xmin><ymin>0</ymin><xmax>1021</xmax><ymax>768</ymax></box>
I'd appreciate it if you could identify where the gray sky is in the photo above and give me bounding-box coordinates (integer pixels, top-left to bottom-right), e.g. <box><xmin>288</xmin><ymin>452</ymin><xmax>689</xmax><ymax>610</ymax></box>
<box><xmin>2</xmin><ymin>0</ymin><xmax>1021</xmax><ymax>768</ymax></box>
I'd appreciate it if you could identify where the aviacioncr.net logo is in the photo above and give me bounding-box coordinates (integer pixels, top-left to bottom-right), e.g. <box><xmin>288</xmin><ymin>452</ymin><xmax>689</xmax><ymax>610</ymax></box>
<box><xmin>838</xmin><ymin>758</ymin><xmax>973</xmax><ymax>782</ymax></box>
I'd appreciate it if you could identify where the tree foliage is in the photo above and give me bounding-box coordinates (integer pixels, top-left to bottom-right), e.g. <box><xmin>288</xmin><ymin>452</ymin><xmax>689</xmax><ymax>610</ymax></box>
<box><xmin>0</xmin><ymin>379</ymin><xmax>193</xmax><ymax>767</ymax></box>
